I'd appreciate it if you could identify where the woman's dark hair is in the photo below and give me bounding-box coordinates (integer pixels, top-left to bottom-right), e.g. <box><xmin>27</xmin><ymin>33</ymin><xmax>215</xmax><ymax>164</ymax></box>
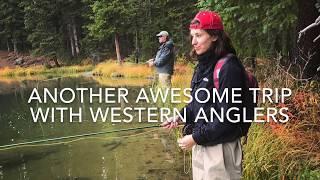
<box><xmin>190</xmin><ymin>20</ymin><xmax>236</xmax><ymax>58</ymax></box>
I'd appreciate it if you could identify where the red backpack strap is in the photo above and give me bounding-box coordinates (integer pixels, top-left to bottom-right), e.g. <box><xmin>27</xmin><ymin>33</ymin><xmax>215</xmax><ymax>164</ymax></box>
<box><xmin>213</xmin><ymin>54</ymin><xmax>233</xmax><ymax>89</ymax></box>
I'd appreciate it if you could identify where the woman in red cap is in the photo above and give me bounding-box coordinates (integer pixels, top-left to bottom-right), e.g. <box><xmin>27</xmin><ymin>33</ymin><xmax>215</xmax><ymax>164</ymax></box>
<box><xmin>162</xmin><ymin>10</ymin><xmax>252</xmax><ymax>180</ymax></box>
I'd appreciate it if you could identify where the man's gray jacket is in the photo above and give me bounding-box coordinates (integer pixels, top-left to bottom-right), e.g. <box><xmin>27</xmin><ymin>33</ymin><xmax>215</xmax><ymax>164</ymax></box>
<box><xmin>154</xmin><ymin>39</ymin><xmax>175</xmax><ymax>75</ymax></box>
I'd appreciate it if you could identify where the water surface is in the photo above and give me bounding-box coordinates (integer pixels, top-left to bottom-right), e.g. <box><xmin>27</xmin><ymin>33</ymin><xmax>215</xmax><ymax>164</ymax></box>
<box><xmin>0</xmin><ymin>76</ymin><xmax>191</xmax><ymax>180</ymax></box>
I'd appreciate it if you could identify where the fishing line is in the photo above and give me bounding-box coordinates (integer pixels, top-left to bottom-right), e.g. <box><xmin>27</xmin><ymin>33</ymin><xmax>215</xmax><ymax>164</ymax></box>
<box><xmin>0</xmin><ymin>128</ymin><xmax>160</xmax><ymax>151</ymax></box>
<box><xmin>0</xmin><ymin>124</ymin><xmax>160</xmax><ymax>151</ymax></box>
<box><xmin>183</xmin><ymin>151</ymin><xmax>192</xmax><ymax>174</ymax></box>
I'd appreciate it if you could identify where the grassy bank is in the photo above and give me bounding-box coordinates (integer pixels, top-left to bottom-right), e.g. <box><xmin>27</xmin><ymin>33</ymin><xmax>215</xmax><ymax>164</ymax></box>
<box><xmin>92</xmin><ymin>60</ymin><xmax>194</xmax><ymax>79</ymax></box>
<box><xmin>241</xmin><ymin>60</ymin><xmax>320</xmax><ymax>179</ymax></box>
<box><xmin>0</xmin><ymin>65</ymin><xmax>94</xmax><ymax>77</ymax></box>
<box><xmin>93</xmin><ymin>61</ymin><xmax>153</xmax><ymax>78</ymax></box>
<box><xmin>92</xmin><ymin>76</ymin><xmax>152</xmax><ymax>87</ymax></box>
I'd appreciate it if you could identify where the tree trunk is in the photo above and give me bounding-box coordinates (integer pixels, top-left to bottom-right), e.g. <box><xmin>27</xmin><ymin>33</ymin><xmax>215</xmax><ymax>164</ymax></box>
<box><xmin>68</xmin><ymin>23</ymin><xmax>75</xmax><ymax>57</ymax></box>
<box><xmin>7</xmin><ymin>39</ymin><xmax>10</xmax><ymax>52</ymax></box>
<box><xmin>135</xmin><ymin>29</ymin><xmax>139</xmax><ymax>63</ymax></box>
<box><xmin>148</xmin><ymin>0</ymin><xmax>152</xmax><ymax>24</ymax></box>
<box><xmin>249</xmin><ymin>31</ymin><xmax>257</xmax><ymax>69</ymax></box>
<box><xmin>52</xmin><ymin>56</ymin><xmax>60</xmax><ymax>67</ymax></box>
<box><xmin>250</xmin><ymin>56</ymin><xmax>256</xmax><ymax>69</ymax></box>
<box><xmin>72</xmin><ymin>19</ymin><xmax>80</xmax><ymax>55</ymax></box>
<box><xmin>114</xmin><ymin>33</ymin><xmax>122</xmax><ymax>64</ymax></box>
<box><xmin>12</xmin><ymin>39</ymin><xmax>18</xmax><ymax>53</ymax></box>
<box><xmin>181</xmin><ymin>24</ymin><xmax>184</xmax><ymax>52</ymax></box>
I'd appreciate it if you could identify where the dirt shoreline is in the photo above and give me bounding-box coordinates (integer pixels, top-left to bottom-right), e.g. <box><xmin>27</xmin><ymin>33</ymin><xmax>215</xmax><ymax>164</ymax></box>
<box><xmin>0</xmin><ymin>51</ymin><xmax>55</xmax><ymax>68</ymax></box>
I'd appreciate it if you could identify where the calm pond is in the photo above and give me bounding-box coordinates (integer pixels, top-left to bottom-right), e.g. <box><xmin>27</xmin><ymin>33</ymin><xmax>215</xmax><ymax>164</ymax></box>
<box><xmin>0</xmin><ymin>76</ymin><xmax>191</xmax><ymax>180</ymax></box>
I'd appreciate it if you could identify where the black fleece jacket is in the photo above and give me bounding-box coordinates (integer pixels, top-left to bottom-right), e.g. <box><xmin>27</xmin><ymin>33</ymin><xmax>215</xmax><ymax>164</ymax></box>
<box><xmin>181</xmin><ymin>51</ymin><xmax>248</xmax><ymax>146</ymax></box>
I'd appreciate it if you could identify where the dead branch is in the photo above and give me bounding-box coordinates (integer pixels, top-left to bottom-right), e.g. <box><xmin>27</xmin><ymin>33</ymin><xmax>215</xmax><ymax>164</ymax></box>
<box><xmin>314</xmin><ymin>34</ymin><xmax>320</xmax><ymax>42</ymax></box>
<box><xmin>298</xmin><ymin>15</ymin><xmax>320</xmax><ymax>43</ymax></box>
<box><xmin>277</xmin><ymin>64</ymin><xmax>312</xmax><ymax>82</ymax></box>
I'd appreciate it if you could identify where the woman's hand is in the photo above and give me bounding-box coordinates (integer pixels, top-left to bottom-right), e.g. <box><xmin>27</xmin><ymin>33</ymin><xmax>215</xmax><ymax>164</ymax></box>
<box><xmin>177</xmin><ymin>135</ymin><xmax>196</xmax><ymax>150</ymax></box>
<box><xmin>160</xmin><ymin>116</ymin><xmax>181</xmax><ymax>129</ymax></box>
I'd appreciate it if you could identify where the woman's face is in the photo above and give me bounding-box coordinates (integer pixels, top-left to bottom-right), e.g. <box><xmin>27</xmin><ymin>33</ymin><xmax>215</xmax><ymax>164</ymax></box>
<box><xmin>190</xmin><ymin>29</ymin><xmax>217</xmax><ymax>55</ymax></box>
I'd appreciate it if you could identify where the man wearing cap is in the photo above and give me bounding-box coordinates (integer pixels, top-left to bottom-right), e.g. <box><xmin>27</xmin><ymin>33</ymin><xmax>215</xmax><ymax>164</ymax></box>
<box><xmin>148</xmin><ymin>31</ymin><xmax>175</xmax><ymax>87</ymax></box>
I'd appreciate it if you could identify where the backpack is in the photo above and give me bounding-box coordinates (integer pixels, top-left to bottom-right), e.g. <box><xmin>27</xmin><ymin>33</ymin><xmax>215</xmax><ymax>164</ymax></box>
<box><xmin>213</xmin><ymin>53</ymin><xmax>259</xmax><ymax>136</ymax></box>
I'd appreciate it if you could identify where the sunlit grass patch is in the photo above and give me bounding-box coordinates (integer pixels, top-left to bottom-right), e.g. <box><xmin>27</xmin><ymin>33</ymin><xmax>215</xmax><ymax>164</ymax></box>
<box><xmin>93</xmin><ymin>61</ymin><xmax>194</xmax><ymax>79</ymax></box>
<box><xmin>172</xmin><ymin>74</ymin><xmax>193</xmax><ymax>88</ymax></box>
<box><xmin>93</xmin><ymin>61</ymin><xmax>153</xmax><ymax>78</ymax></box>
<box><xmin>93</xmin><ymin>76</ymin><xmax>152</xmax><ymax>87</ymax></box>
<box><xmin>0</xmin><ymin>65</ymin><xmax>94</xmax><ymax>77</ymax></box>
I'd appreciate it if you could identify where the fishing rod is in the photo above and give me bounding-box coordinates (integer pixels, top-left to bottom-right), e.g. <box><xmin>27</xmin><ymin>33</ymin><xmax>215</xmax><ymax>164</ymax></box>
<box><xmin>0</xmin><ymin>124</ymin><xmax>160</xmax><ymax>150</ymax></box>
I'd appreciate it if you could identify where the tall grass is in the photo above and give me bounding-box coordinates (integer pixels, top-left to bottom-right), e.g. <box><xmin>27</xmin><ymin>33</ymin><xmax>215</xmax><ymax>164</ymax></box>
<box><xmin>93</xmin><ymin>76</ymin><xmax>152</xmax><ymax>87</ymax></box>
<box><xmin>93</xmin><ymin>61</ymin><xmax>153</xmax><ymax>78</ymax></box>
<box><xmin>243</xmin><ymin>124</ymin><xmax>289</xmax><ymax>179</ymax></box>
<box><xmin>172</xmin><ymin>64</ymin><xmax>193</xmax><ymax>88</ymax></box>
<box><xmin>0</xmin><ymin>65</ymin><xmax>93</xmax><ymax>77</ymax></box>
<box><xmin>242</xmin><ymin>59</ymin><xmax>320</xmax><ymax>179</ymax></box>
<box><xmin>92</xmin><ymin>61</ymin><xmax>194</xmax><ymax>80</ymax></box>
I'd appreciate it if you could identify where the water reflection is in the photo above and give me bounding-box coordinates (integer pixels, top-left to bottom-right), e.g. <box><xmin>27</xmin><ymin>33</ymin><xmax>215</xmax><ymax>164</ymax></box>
<box><xmin>0</xmin><ymin>165</ymin><xmax>3</xmax><ymax>180</ymax></box>
<box><xmin>0</xmin><ymin>76</ymin><xmax>191</xmax><ymax>180</ymax></box>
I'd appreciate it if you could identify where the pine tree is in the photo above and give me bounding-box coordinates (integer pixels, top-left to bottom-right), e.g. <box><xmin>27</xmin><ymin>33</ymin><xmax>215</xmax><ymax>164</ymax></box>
<box><xmin>0</xmin><ymin>0</ymin><xmax>26</xmax><ymax>53</ymax></box>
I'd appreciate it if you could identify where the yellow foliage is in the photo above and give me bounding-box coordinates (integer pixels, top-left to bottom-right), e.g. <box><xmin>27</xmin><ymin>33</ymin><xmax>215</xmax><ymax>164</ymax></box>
<box><xmin>93</xmin><ymin>61</ymin><xmax>153</xmax><ymax>78</ymax></box>
<box><xmin>93</xmin><ymin>77</ymin><xmax>152</xmax><ymax>87</ymax></box>
<box><xmin>0</xmin><ymin>65</ymin><xmax>93</xmax><ymax>77</ymax></box>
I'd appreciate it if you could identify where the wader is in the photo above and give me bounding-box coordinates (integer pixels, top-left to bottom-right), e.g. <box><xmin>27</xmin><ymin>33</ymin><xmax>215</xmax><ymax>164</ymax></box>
<box><xmin>192</xmin><ymin>138</ymin><xmax>242</xmax><ymax>180</ymax></box>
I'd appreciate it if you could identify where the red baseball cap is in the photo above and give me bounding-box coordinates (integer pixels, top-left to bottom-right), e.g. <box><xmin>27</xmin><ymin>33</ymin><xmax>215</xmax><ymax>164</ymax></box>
<box><xmin>189</xmin><ymin>11</ymin><xmax>224</xmax><ymax>30</ymax></box>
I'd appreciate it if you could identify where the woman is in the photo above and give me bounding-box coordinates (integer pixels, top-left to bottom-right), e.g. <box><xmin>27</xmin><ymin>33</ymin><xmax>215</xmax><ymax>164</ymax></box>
<box><xmin>161</xmin><ymin>11</ymin><xmax>251</xmax><ymax>180</ymax></box>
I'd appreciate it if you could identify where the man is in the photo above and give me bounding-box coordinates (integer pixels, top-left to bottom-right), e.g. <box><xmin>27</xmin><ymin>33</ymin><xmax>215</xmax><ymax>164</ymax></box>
<box><xmin>148</xmin><ymin>31</ymin><xmax>175</xmax><ymax>87</ymax></box>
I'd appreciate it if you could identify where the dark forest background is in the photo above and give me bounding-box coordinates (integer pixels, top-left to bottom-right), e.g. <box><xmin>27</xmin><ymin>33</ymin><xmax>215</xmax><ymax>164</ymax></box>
<box><xmin>0</xmin><ymin>0</ymin><xmax>319</xmax><ymax>78</ymax></box>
